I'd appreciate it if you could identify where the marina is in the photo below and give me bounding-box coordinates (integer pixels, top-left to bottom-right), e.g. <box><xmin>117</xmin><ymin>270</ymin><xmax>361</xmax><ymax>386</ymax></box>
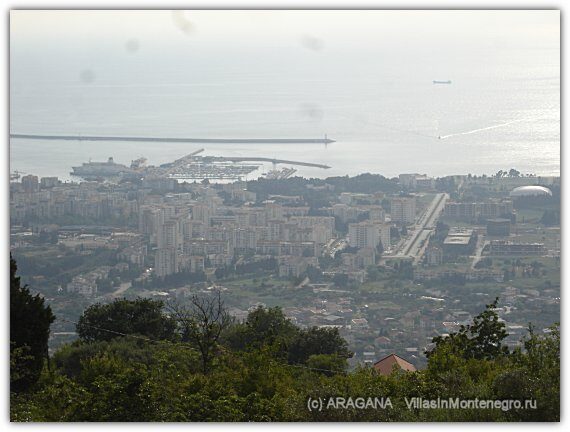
<box><xmin>69</xmin><ymin>149</ymin><xmax>331</xmax><ymax>182</ymax></box>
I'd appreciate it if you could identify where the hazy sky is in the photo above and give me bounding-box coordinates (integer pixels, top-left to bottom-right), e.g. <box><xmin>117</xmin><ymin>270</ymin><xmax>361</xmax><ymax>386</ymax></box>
<box><xmin>11</xmin><ymin>10</ymin><xmax>559</xmax><ymax>52</ymax></box>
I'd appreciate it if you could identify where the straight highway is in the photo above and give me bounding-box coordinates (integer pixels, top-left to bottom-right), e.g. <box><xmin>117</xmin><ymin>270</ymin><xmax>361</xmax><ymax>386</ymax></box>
<box><xmin>392</xmin><ymin>192</ymin><xmax>448</xmax><ymax>263</ymax></box>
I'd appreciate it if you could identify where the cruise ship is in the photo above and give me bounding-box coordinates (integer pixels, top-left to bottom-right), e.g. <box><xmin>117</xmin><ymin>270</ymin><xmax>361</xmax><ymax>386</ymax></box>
<box><xmin>71</xmin><ymin>157</ymin><xmax>133</xmax><ymax>177</ymax></box>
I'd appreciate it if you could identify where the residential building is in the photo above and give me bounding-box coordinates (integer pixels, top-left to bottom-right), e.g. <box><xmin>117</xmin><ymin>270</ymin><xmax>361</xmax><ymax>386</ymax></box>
<box><xmin>373</xmin><ymin>354</ymin><xmax>417</xmax><ymax>376</ymax></box>
<box><xmin>487</xmin><ymin>218</ymin><xmax>511</xmax><ymax>236</ymax></box>
<box><xmin>155</xmin><ymin>248</ymin><xmax>178</xmax><ymax>277</ymax></box>
<box><xmin>391</xmin><ymin>197</ymin><xmax>416</xmax><ymax>225</ymax></box>
<box><xmin>348</xmin><ymin>221</ymin><xmax>390</xmax><ymax>250</ymax></box>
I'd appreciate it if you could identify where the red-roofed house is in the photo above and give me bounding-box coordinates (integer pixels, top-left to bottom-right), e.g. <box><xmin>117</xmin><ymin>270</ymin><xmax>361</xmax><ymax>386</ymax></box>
<box><xmin>373</xmin><ymin>354</ymin><xmax>417</xmax><ymax>376</ymax></box>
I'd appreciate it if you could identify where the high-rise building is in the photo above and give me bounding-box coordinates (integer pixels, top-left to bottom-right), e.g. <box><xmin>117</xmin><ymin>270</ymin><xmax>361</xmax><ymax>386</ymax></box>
<box><xmin>21</xmin><ymin>175</ymin><xmax>39</xmax><ymax>193</ymax></box>
<box><xmin>391</xmin><ymin>197</ymin><xmax>416</xmax><ymax>225</ymax></box>
<box><xmin>267</xmin><ymin>220</ymin><xmax>285</xmax><ymax>241</ymax></box>
<box><xmin>349</xmin><ymin>222</ymin><xmax>376</xmax><ymax>249</ymax></box>
<box><xmin>232</xmin><ymin>228</ymin><xmax>258</xmax><ymax>251</ymax></box>
<box><xmin>368</xmin><ymin>206</ymin><xmax>385</xmax><ymax>222</ymax></box>
<box><xmin>349</xmin><ymin>221</ymin><xmax>391</xmax><ymax>250</ymax></box>
<box><xmin>157</xmin><ymin>220</ymin><xmax>181</xmax><ymax>251</ymax></box>
<box><xmin>155</xmin><ymin>248</ymin><xmax>178</xmax><ymax>277</ymax></box>
<box><xmin>40</xmin><ymin>177</ymin><xmax>59</xmax><ymax>189</ymax></box>
<box><xmin>192</xmin><ymin>204</ymin><xmax>210</xmax><ymax>225</ymax></box>
<box><xmin>290</xmin><ymin>216</ymin><xmax>335</xmax><ymax>244</ymax></box>
<box><xmin>377</xmin><ymin>223</ymin><xmax>391</xmax><ymax>250</ymax></box>
<box><xmin>265</xmin><ymin>202</ymin><xmax>284</xmax><ymax>220</ymax></box>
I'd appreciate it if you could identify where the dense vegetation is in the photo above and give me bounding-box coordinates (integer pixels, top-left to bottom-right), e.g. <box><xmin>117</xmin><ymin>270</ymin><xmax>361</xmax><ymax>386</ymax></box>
<box><xmin>10</xmin><ymin>255</ymin><xmax>55</xmax><ymax>393</ymax></box>
<box><xmin>12</xmin><ymin>247</ymin><xmax>118</xmax><ymax>295</ymax></box>
<box><xmin>245</xmin><ymin>173</ymin><xmax>399</xmax><ymax>206</ymax></box>
<box><xmin>10</xmin><ymin>291</ymin><xmax>559</xmax><ymax>421</ymax></box>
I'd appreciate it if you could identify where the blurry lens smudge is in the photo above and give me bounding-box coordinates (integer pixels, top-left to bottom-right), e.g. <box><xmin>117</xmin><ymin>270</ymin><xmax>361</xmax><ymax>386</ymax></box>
<box><xmin>125</xmin><ymin>38</ymin><xmax>140</xmax><ymax>53</ymax></box>
<box><xmin>79</xmin><ymin>69</ymin><xmax>95</xmax><ymax>84</ymax></box>
<box><xmin>300</xmin><ymin>34</ymin><xmax>324</xmax><ymax>52</ymax></box>
<box><xmin>172</xmin><ymin>11</ymin><xmax>195</xmax><ymax>36</ymax></box>
<box><xmin>299</xmin><ymin>103</ymin><xmax>324</xmax><ymax>121</ymax></box>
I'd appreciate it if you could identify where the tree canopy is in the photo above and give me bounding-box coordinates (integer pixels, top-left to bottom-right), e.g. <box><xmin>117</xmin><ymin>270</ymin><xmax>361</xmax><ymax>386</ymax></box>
<box><xmin>76</xmin><ymin>298</ymin><xmax>177</xmax><ymax>343</ymax></box>
<box><xmin>10</xmin><ymin>255</ymin><xmax>55</xmax><ymax>393</ymax></box>
<box><xmin>428</xmin><ymin>298</ymin><xmax>509</xmax><ymax>360</ymax></box>
<box><xmin>10</xmin><ymin>284</ymin><xmax>560</xmax><ymax>421</ymax></box>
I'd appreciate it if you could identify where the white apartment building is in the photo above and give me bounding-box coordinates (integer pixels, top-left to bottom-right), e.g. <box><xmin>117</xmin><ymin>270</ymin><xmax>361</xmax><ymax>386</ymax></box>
<box><xmin>157</xmin><ymin>219</ymin><xmax>182</xmax><ymax>251</ymax></box>
<box><xmin>155</xmin><ymin>248</ymin><xmax>178</xmax><ymax>277</ymax></box>
<box><xmin>390</xmin><ymin>197</ymin><xmax>416</xmax><ymax>225</ymax></box>
<box><xmin>348</xmin><ymin>222</ymin><xmax>391</xmax><ymax>250</ymax></box>
<box><xmin>191</xmin><ymin>203</ymin><xmax>211</xmax><ymax>225</ymax></box>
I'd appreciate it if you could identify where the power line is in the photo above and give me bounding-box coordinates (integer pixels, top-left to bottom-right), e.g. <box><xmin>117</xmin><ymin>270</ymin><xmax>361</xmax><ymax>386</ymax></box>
<box><xmin>56</xmin><ymin>317</ymin><xmax>184</xmax><ymax>345</ymax></box>
<box><xmin>286</xmin><ymin>363</ymin><xmax>347</xmax><ymax>375</ymax></box>
<box><xmin>57</xmin><ymin>317</ymin><xmax>347</xmax><ymax>375</ymax></box>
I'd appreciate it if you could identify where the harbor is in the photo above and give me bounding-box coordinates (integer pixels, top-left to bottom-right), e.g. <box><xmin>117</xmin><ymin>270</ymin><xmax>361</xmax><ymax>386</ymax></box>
<box><xmin>69</xmin><ymin>148</ymin><xmax>332</xmax><ymax>182</ymax></box>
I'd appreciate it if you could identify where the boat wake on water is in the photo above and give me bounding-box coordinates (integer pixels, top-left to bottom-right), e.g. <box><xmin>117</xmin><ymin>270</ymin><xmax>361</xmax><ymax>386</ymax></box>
<box><xmin>338</xmin><ymin>113</ymin><xmax>543</xmax><ymax>142</ymax></box>
<box><xmin>437</xmin><ymin>117</ymin><xmax>542</xmax><ymax>140</ymax></box>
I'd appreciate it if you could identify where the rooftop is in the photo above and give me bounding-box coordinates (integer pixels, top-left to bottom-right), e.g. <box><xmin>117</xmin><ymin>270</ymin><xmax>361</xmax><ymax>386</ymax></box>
<box><xmin>510</xmin><ymin>185</ymin><xmax>553</xmax><ymax>197</ymax></box>
<box><xmin>373</xmin><ymin>354</ymin><xmax>417</xmax><ymax>376</ymax></box>
<box><xmin>444</xmin><ymin>236</ymin><xmax>471</xmax><ymax>245</ymax></box>
<box><xmin>447</xmin><ymin>227</ymin><xmax>474</xmax><ymax>237</ymax></box>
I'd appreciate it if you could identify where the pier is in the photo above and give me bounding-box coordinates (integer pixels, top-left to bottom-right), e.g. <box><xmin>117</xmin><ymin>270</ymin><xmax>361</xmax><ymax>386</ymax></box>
<box><xmin>203</xmin><ymin>156</ymin><xmax>330</xmax><ymax>169</ymax></box>
<box><xmin>10</xmin><ymin>133</ymin><xmax>335</xmax><ymax>145</ymax></box>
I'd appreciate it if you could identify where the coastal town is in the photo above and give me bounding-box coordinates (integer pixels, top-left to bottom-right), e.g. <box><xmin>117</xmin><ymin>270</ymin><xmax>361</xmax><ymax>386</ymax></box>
<box><xmin>10</xmin><ymin>162</ymin><xmax>560</xmax><ymax>369</ymax></box>
<box><xmin>7</xmin><ymin>7</ymin><xmax>562</xmax><ymax>423</ymax></box>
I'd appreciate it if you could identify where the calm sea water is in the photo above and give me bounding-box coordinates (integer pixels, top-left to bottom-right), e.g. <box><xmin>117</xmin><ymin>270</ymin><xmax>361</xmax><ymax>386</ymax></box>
<box><xmin>10</xmin><ymin>44</ymin><xmax>560</xmax><ymax>181</ymax></box>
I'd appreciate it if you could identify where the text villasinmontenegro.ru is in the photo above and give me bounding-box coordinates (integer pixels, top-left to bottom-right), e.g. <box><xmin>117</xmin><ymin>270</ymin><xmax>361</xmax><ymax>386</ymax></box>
<box><xmin>405</xmin><ymin>398</ymin><xmax>537</xmax><ymax>411</ymax></box>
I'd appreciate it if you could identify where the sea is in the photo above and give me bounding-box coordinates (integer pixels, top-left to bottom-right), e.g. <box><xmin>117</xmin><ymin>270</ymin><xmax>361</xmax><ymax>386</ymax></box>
<box><xmin>10</xmin><ymin>39</ymin><xmax>560</xmax><ymax>182</ymax></box>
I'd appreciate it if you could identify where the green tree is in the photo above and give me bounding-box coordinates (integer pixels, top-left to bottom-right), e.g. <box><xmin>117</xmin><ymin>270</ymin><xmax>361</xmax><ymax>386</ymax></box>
<box><xmin>222</xmin><ymin>306</ymin><xmax>298</xmax><ymax>363</ymax></box>
<box><xmin>235</xmin><ymin>306</ymin><xmax>298</xmax><ymax>351</ymax></box>
<box><xmin>366</xmin><ymin>265</ymin><xmax>381</xmax><ymax>282</ymax></box>
<box><xmin>76</xmin><ymin>298</ymin><xmax>177</xmax><ymax>343</ymax></box>
<box><xmin>333</xmin><ymin>273</ymin><xmax>349</xmax><ymax>287</ymax></box>
<box><xmin>168</xmin><ymin>291</ymin><xmax>231</xmax><ymax>374</ymax></box>
<box><xmin>10</xmin><ymin>296</ymin><xmax>560</xmax><ymax>422</ymax></box>
<box><xmin>508</xmin><ymin>324</ymin><xmax>560</xmax><ymax>420</ymax></box>
<box><xmin>508</xmin><ymin>168</ymin><xmax>521</xmax><ymax>178</ymax></box>
<box><xmin>428</xmin><ymin>298</ymin><xmax>509</xmax><ymax>360</ymax></box>
<box><xmin>376</xmin><ymin>240</ymin><xmax>384</xmax><ymax>255</ymax></box>
<box><xmin>288</xmin><ymin>327</ymin><xmax>352</xmax><ymax>365</ymax></box>
<box><xmin>540</xmin><ymin>209</ymin><xmax>559</xmax><ymax>226</ymax></box>
<box><xmin>305</xmin><ymin>354</ymin><xmax>348</xmax><ymax>377</ymax></box>
<box><xmin>10</xmin><ymin>255</ymin><xmax>55</xmax><ymax>392</ymax></box>
<box><xmin>304</xmin><ymin>265</ymin><xmax>324</xmax><ymax>283</ymax></box>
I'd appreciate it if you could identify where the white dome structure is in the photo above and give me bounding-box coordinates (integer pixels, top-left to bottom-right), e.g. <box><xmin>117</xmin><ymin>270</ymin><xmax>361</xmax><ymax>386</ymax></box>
<box><xmin>509</xmin><ymin>185</ymin><xmax>553</xmax><ymax>197</ymax></box>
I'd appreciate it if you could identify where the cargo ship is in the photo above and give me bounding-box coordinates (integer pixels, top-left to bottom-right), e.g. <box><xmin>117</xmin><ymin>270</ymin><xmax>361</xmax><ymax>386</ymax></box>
<box><xmin>433</xmin><ymin>80</ymin><xmax>452</xmax><ymax>84</ymax></box>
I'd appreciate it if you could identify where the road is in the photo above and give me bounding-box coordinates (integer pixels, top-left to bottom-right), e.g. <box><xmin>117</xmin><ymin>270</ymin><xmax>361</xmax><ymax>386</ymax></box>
<box><xmin>470</xmin><ymin>235</ymin><xmax>488</xmax><ymax>269</ymax></box>
<box><xmin>390</xmin><ymin>193</ymin><xmax>448</xmax><ymax>263</ymax></box>
<box><xmin>324</xmin><ymin>238</ymin><xmax>348</xmax><ymax>258</ymax></box>
<box><xmin>110</xmin><ymin>282</ymin><xmax>131</xmax><ymax>299</ymax></box>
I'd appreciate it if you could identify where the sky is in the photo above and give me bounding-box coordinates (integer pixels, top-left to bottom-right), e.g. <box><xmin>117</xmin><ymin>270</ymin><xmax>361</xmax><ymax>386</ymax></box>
<box><xmin>10</xmin><ymin>10</ymin><xmax>560</xmax><ymax>53</ymax></box>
